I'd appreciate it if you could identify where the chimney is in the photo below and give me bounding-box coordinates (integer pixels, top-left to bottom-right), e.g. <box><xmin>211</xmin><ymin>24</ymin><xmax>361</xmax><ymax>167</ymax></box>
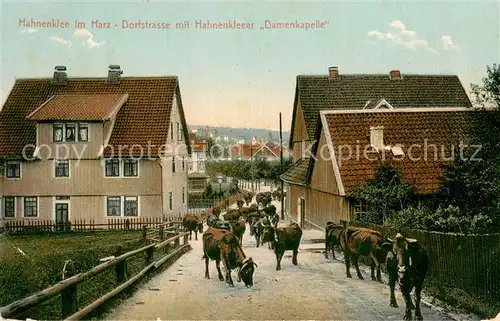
<box><xmin>328</xmin><ymin>66</ymin><xmax>338</xmax><ymax>80</ymax></box>
<box><xmin>107</xmin><ymin>65</ymin><xmax>123</xmax><ymax>85</ymax></box>
<box><xmin>52</xmin><ymin>66</ymin><xmax>67</xmax><ymax>85</ymax></box>
<box><xmin>389</xmin><ymin>69</ymin><xmax>402</xmax><ymax>80</ymax></box>
<box><xmin>370</xmin><ymin>126</ymin><xmax>384</xmax><ymax>151</ymax></box>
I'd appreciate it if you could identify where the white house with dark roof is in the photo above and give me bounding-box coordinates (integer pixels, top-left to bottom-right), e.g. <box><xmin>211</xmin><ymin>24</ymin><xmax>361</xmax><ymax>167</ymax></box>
<box><xmin>0</xmin><ymin>65</ymin><xmax>191</xmax><ymax>227</ymax></box>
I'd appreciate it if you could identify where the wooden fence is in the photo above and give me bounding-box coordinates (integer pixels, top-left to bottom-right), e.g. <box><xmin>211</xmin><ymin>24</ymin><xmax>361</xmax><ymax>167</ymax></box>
<box><xmin>3</xmin><ymin>215</ymin><xmax>186</xmax><ymax>236</ymax></box>
<box><xmin>342</xmin><ymin>220</ymin><xmax>500</xmax><ymax>307</ymax></box>
<box><xmin>0</xmin><ymin>218</ymin><xmax>191</xmax><ymax>321</ymax></box>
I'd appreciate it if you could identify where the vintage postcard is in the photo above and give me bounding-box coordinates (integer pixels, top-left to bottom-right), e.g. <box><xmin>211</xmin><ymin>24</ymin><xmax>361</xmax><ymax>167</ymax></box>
<box><xmin>0</xmin><ymin>1</ymin><xmax>499</xmax><ymax>320</ymax></box>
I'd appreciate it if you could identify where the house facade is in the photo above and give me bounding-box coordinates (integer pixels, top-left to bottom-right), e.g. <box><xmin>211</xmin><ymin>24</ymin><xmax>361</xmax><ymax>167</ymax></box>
<box><xmin>188</xmin><ymin>141</ymin><xmax>210</xmax><ymax>195</ymax></box>
<box><xmin>281</xmin><ymin>66</ymin><xmax>475</xmax><ymax>229</ymax></box>
<box><xmin>0</xmin><ymin>65</ymin><xmax>191</xmax><ymax>226</ymax></box>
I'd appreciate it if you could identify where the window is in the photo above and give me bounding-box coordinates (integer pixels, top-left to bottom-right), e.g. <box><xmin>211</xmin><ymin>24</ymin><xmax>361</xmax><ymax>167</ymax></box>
<box><xmin>78</xmin><ymin>123</ymin><xmax>88</xmax><ymax>141</ymax></box>
<box><xmin>65</xmin><ymin>123</ymin><xmax>76</xmax><ymax>142</ymax></box>
<box><xmin>198</xmin><ymin>162</ymin><xmax>205</xmax><ymax>172</ymax></box>
<box><xmin>105</xmin><ymin>159</ymin><xmax>120</xmax><ymax>177</ymax></box>
<box><xmin>4</xmin><ymin>197</ymin><xmax>15</xmax><ymax>218</ymax></box>
<box><xmin>188</xmin><ymin>162</ymin><xmax>193</xmax><ymax>171</ymax></box>
<box><xmin>107</xmin><ymin>196</ymin><xmax>121</xmax><ymax>216</ymax></box>
<box><xmin>182</xmin><ymin>157</ymin><xmax>185</xmax><ymax>171</ymax></box>
<box><xmin>54</xmin><ymin>159</ymin><xmax>69</xmax><ymax>177</ymax></box>
<box><xmin>353</xmin><ymin>200</ymin><xmax>368</xmax><ymax>221</ymax></box>
<box><xmin>6</xmin><ymin>161</ymin><xmax>20</xmax><ymax>178</ymax></box>
<box><xmin>23</xmin><ymin>197</ymin><xmax>37</xmax><ymax>217</ymax></box>
<box><xmin>53</xmin><ymin>123</ymin><xmax>88</xmax><ymax>142</ymax></box>
<box><xmin>123</xmin><ymin>159</ymin><xmax>138</xmax><ymax>177</ymax></box>
<box><xmin>170</xmin><ymin>122</ymin><xmax>174</xmax><ymax>140</ymax></box>
<box><xmin>172</xmin><ymin>157</ymin><xmax>176</xmax><ymax>173</ymax></box>
<box><xmin>124</xmin><ymin>196</ymin><xmax>138</xmax><ymax>216</ymax></box>
<box><xmin>176</xmin><ymin>122</ymin><xmax>181</xmax><ymax>141</ymax></box>
<box><xmin>182</xmin><ymin>187</ymin><xmax>185</xmax><ymax>205</ymax></box>
<box><xmin>169</xmin><ymin>192</ymin><xmax>173</xmax><ymax>211</ymax></box>
<box><xmin>53</xmin><ymin>124</ymin><xmax>64</xmax><ymax>142</ymax></box>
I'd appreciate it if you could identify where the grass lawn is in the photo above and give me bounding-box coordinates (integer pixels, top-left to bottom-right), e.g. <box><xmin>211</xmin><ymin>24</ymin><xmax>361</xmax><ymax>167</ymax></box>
<box><xmin>0</xmin><ymin>230</ymin><xmax>144</xmax><ymax>319</ymax></box>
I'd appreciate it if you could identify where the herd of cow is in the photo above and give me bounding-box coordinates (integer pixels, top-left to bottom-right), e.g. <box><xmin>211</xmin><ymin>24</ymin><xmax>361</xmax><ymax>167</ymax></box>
<box><xmin>182</xmin><ymin>191</ymin><xmax>430</xmax><ymax>321</ymax></box>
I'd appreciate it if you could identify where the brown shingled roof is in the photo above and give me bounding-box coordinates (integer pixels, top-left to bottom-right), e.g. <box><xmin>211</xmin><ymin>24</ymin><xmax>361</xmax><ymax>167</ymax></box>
<box><xmin>280</xmin><ymin>157</ymin><xmax>310</xmax><ymax>186</ymax></box>
<box><xmin>318</xmin><ymin>108</ymin><xmax>487</xmax><ymax>195</ymax></box>
<box><xmin>0</xmin><ymin>77</ymin><xmax>191</xmax><ymax>158</ymax></box>
<box><xmin>26</xmin><ymin>94</ymin><xmax>128</xmax><ymax>121</ymax></box>
<box><xmin>290</xmin><ymin>72</ymin><xmax>473</xmax><ymax>147</ymax></box>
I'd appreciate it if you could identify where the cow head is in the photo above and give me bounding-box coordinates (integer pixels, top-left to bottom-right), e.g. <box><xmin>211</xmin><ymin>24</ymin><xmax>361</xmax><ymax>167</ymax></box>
<box><xmin>260</xmin><ymin>219</ymin><xmax>276</xmax><ymax>245</ymax></box>
<box><xmin>385</xmin><ymin>233</ymin><xmax>417</xmax><ymax>285</ymax></box>
<box><xmin>237</xmin><ymin>257</ymin><xmax>258</xmax><ymax>287</ymax></box>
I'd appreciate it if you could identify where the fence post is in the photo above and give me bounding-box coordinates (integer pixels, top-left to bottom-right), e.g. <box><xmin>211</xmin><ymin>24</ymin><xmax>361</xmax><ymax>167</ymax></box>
<box><xmin>61</xmin><ymin>260</ymin><xmax>78</xmax><ymax>318</ymax></box>
<box><xmin>174</xmin><ymin>225</ymin><xmax>180</xmax><ymax>247</ymax></box>
<box><xmin>141</xmin><ymin>225</ymin><xmax>147</xmax><ymax>242</ymax></box>
<box><xmin>159</xmin><ymin>225</ymin><xmax>164</xmax><ymax>241</ymax></box>
<box><xmin>114</xmin><ymin>246</ymin><xmax>127</xmax><ymax>284</ymax></box>
<box><xmin>145</xmin><ymin>246</ymin><xmax>154</xmax><ymax>266</ymax></box>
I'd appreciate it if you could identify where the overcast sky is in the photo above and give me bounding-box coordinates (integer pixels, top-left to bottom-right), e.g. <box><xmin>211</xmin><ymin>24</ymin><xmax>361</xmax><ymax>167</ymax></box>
<box><xmin>1</xmin><ymin>0</ymin><xmax>499</xmax><ymax>130</ymax></box>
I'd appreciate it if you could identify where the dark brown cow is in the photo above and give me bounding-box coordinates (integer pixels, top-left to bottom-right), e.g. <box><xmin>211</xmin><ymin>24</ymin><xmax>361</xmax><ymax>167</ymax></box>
<box><xmin>261</xmin><ymin>221</ymin><xmax>303</xmax><ymax>271</ymax></box>
<box><xmin>202</xmin><ymin>227</ymin><xmax>258</xmax><ymax>287</ymax></box>
<box><xmin>182</xmin><ymin>214</ymin><xmax>203</xmax><ymax>241</ymax></box>
<box><xmin>324</xmin><ymin>221</ymin><xmax>343</xmax><ymax>260</ymax></box>
<box><xmin>223</xmin><ymin>209</ymin><xmax>241</xmax><ymax>221</ymax></box>
<box><xmin>339</xmin><ymin>226</ymin><xmax>392</xmax><ymax>282</ymax></box>
<box><xmin>229</xmin><ymin>217</ymin><xmax>246</xmax><ymax>246</ymax></box>
<box><xmin>385</xmin><ymin>233</ymin><xmax>429</xmax><ymax>321</ymax></box>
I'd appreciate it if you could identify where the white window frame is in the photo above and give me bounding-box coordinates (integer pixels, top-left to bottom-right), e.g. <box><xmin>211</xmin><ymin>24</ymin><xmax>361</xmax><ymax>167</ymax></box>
<box><xmin>124</xmin><ymin>196</ymin><xmax>140</xmax><ymax>217</ymax></box>
<box><xmin>105</xmin><ymin>196</ymin><xmax>141</xmax><ymax>217</ymax></box>
<box><xmin>53</xmin><ymin>122</ymin><xmax>90</xmax><ymax>143</ymax></box>
<box><xmin>123</xmin><ymin>159</ymin><xmax>139</xmax><ymax>178</ymax></box>
<box><xmin>22</xmin><ymin>196</ymin><xmax>39</xmax><ymax>218</ymax></box>
<box><xmin>169</xmin><ymin>191</ymin><xmax>173</xmax><ymax>211</ymax></box>
<box><xmin>3</xmin><ymin>196</ymin><xmax>16</xmax><ymax>219</ymax></box>
<box><xmin>54</xmin><ymin>159</ymin><xmax>70</xmax><ymax>179</ymax></box>
<box><xmin>104</xmin><ymin>159</ymin><xmax>121</xmax><ymax>177</ymax></box>
<box><xmin>5</xmin><ymin>161</ymin><xmax>21</xmax><ymax>179</ymax></box>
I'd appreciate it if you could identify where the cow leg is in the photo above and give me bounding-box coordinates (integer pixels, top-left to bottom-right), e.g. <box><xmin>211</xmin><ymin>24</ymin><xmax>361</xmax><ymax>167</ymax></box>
<box><xmin>215</xmin><ymin>260</ymin><xmax>224</xmax><ymax>281</ymax></box>
<box><xmin>352</xmin><ymin>255</ymin><xmax>364</xmax><ymax>280</ymax></box>
<box><xmin>369</xmin><ymin>253</ymin><xmax>381</xmax><ymax>282</ymax></box>
<box><xmin>275</xmin><ymin>249</ymin><xmax>284</xmax><ymax>271</ymax></box>
<box><xmin>403</xmin><ymin>291</ymin><xmax>414</xmax><ymax>320</ymax></box>
<box><xmin>386</xmin><ymin>252</ymin><xmax>399</xmax><ymax>307</ymax></box>
<box><xmin>414</xmin><ymin>279</ymin><xmax>424</xmax><ymax>320</ymax></box>
<box><xmin>255</xmin><ymin>235</ymin><xmax>260</xmax><ymax>248</ymax></box>
<box><xmin>292</xmin><ymin>246</ymin><xmax>299</xmax><ymax>265</ymax></box>
<box><xmin>205</xmin><ymin>256</ymin><xmax>210</xmax><ymax>279</ymax></box>
<box><xmin>344</xmin><ymin>252</ymin><xmax>352</xmax><ymax>278</ymax></box>
<box><xmin>189</xmin><ymin>231</ymin><xmax>192</xmax><ymax>241</ymax></box>
<box><xmin>325</xmin><ymin>240</ymin><xmax>329</xmax><ymax>259</ymax></box>
<box><xmin>195</xmin><ymin>231</ymin><xmax>198</xmax><ymax>241</ymax></box>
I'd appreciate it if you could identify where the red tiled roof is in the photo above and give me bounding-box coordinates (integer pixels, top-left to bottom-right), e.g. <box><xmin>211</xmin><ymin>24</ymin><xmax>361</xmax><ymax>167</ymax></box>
<box><xmin>26</xmin><ymin>94</ymin><xmax>128</xmax><ymax>121</ymax></box>
<box><xmin>0</xmin><ymin>77</ymin><xmax>191</xmax><ymax>158</ymax></box>
<box><xmin>192</xmin><ymin>141</ymin><xmax>208</xmax><ymax>153</ymax></box>
<box><xmin>231</xmin><ymin>144</ymin><xmax>261</xmax><ymax>158</ymax></box>
<box><xmin>319</xmin><ymin>108</ymin><xmax>488</xmax><ymax>195</ymax></box>
<box><xmin>290</xmin><ymin>72</ymin><xmax>473</xmax><ymax>147</ymax></box>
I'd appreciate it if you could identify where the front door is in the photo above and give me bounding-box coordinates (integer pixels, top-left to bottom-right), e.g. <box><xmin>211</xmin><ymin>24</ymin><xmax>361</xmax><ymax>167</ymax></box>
<box><xmin>55</xmin><ymin>203</ymin><xmax>69</xmax><ymax>232</ymax></box>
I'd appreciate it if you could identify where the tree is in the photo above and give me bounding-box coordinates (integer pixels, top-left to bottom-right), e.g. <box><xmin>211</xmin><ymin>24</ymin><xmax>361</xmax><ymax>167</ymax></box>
<box><xmin>471</xmin><ymin>63</ymin><xmax>500</xmax><ymax>108</ymax></box>
<box><xmin>205</xmin><ymin>137</ymin><xmax>222</xmax><ymax>159</ymax></box>
<box><xmin>351</xmin><ymin>162</ymin><xmax>416</xmax><ymax>225</ymax></box>
<box><xmin>203</xmin><ymin>183</ymin><xmax>214</xmax><ymax>199</ymax></box>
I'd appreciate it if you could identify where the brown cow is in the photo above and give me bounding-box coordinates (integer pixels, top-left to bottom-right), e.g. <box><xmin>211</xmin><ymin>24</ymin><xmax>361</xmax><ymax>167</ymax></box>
<box><xmin>229</xmin><ymin>216</ymin><xmax>246</xmax><ymax>246</ymax></box>
<box><xmin>339</xmin><ymin>226</ymin><xmax>392</xmax><ymax>282</ymax></box>
<box><xmin>324</xmin><ymin>221</ymin><xmax>343</xmax><ymax>260</ymax></box>
<box><xmin>223</xmin><ymin>209</ymin><xmax>241</xmax><ymax>221</ymax></box>
<box><xmin>202</xmin><ymin>227</ymin><xmax>257</xmax><ymax>287</ymax></box>
<box><xmin>183</xmin><ymin>214</ymin><xmax>203</xmax><ymax>241</ymax></box>
<box><xmin>261</xmin><ymin>221</ymin><xmax>303</xmax><ymax>271</ymax></box>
